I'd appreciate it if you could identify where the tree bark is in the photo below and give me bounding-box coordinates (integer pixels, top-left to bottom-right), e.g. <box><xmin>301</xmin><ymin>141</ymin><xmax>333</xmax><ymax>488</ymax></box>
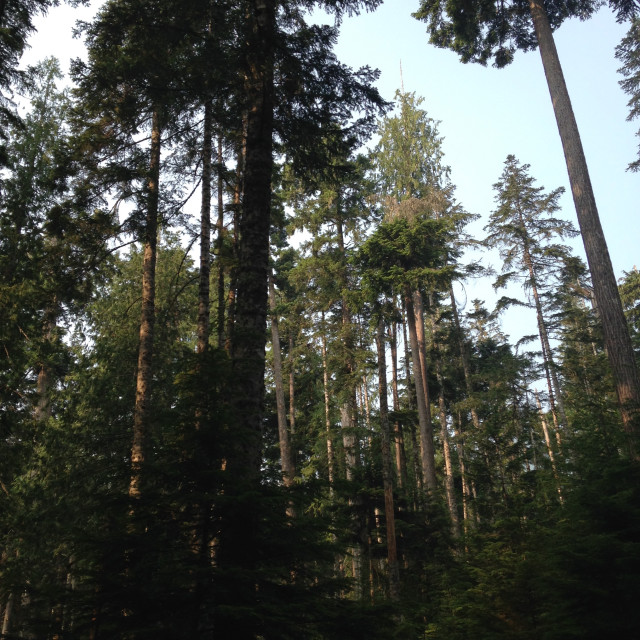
<box><xmin>435</xmin><ymin>349</ymin><xmax>460</xmax><ymax>538</ymax></box>
<box><xmin>375</xmin><ymin>317</ymin><xmax>401</xmax><ymax>601</ymax></box>
<box><xmin>216</xmin><ymin>133</ymin><xmax>226</xmax><ymax>349</ymax></box>
<box><xmin>402</xmin><ymin>307</ymin><xmax>423</xmax><ymax>497</ymax></box>
<box><xmin>529</xmin><ymin>0</ymin><xmax>640</xmax><ymax>454</ymax></box>
<box><xmin>197</xmin><ymin>101</ymin><xmax>213</xmax><ymax>355</ymax></box>
<box><xmin>269</xmin><ymin>272</ymin><xmax>295</xmax><ymax>487</ymax></box>
<box><xmin>129</xmin><ymin>107</ymin><xmax>161</xmax><ymax>500</ymax></box>
<box><xmin>321</xmin><ymin>314</ymin><xmax>335</xmax><ymax>487</ymax></box>
<box><xmin>390</xmin><ymin>318</ymin><xmax>408</xmax><ymax>488</ymax></box>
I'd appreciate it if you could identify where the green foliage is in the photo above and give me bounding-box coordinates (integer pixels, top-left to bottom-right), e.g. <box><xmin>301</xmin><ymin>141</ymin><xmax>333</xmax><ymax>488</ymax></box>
<box><xmin>413</xmin><ymin>0</ymin><xmax>611</xmax><ymax>68</ymax></box>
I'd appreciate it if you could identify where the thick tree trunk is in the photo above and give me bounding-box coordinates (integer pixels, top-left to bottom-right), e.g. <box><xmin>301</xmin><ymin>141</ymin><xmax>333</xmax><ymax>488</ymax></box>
<box><xmin>269</xmin><ymin>273</ymin><xmax>295</xmax><ymax>487</ymax></box>
<box><xmin>218</xmin><ymin>3</ymin><xmax>275</xmax><ymax>636</ymax></box>
<box><xmin>375</xmin><ymin>318</ymin><xmax>401</xmax><ymax>601</ymax></box>
<box><xmin>197</xmin><ymin>102</ymin><xmax>213</xmax><ymax>355</ymax></box>
<box><xmin>230</xmin><ymin>0</ymin><xmax>275</xmax><ymax>474</ymax></box>
<box><xmin>529</xmin><ymin>0</ymin><xmax>640</xmax><ymax>454</ymax></box>
<box><xmin>404</xmin><ymin>286</ymin><xmax>437</xmax><ymax>493</ymax></box>
<box><xmin>129</xmin><ymin>108</ymin><xmax>161</xmax><ymax>500</ymax></box>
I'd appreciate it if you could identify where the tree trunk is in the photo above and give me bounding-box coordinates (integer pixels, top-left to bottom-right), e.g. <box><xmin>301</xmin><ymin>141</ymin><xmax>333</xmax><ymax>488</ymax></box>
<box><xmin>218</xmin><ymin>2</ymin><xmax>276</xmax><ymax>636</ymax></box>
<box><xmin>435</xmin><ymin>349</ymin><xmax>460</xmax><ymax>538</ymax></box>
<box><xmin>402</xmin><ymin>308</ymin><xmax>423</xmax><ymax>497</ymax></box>
<box><xmin>269</xmin><ymin>272</ymin><xmax>295</xmax><ymax>487</ymax></box>
<box><xmin>529</xmin><ymin>0</ymin><xmax>640</xmax><ymax>454</ymax></box>
<box><xmin>375</xmin><ymin>317</ymin><xmax>401</xmax><ymax>601</ymax></box>
<box><xmin>197</xmin><ymin>102</ymin><xmax>213</xmax><ymax>355</ymax></box>
<box><xmin>404</xmin><ymin>285</ymin><xmax>437</xmax><ymax>493</ymax></box>
<box><xmin>390</xmin><ymin>318</ymin><xmax>408</xmax><ymax>488</ymax></box>
<box><xmin>534</xmin><ymin>392</ymin><xmax>563</xmax><ymax>503</ymax></box>
<box><xmin>321</xmin><ymin>314</ymin><xmax>335</xmax><ymax>487</ymax></box>
<box><xmin>288</xmin><ymin>335</ymin><xmax>296</xmax><ymax>434</ymax></box>
<box><xmin>521</xmin><ymin>228</ymin><xmax>567</xmax><ymax>432</ymax></box>
<box><xmin>2</xmin><ymin>591</ymin><xmax>13</xmax><ymax>637</ymax></box>
<box><xmin>449</xmin><ymin>286</ymin><xmax>481</xmax><ymax>431</ymax></box>
<box><xmin>224</xmin><ymin>154</ymin><xmax>242</xmax><ymax>355</ymax></box>
<box><xmin>129</xmin><ymin>107</ymin><xmax>161</xmax><ymax>501</ymax></box>
<box><xmin>216</xmin><ymin>133</ymin><xmax>226</xmax><ymax>349</ymax></box>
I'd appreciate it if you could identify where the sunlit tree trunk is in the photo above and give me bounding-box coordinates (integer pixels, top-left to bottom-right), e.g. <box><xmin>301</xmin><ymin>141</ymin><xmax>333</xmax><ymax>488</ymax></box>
<box><xmin>216</xmin><ymin>132</ymin><xmax>226</xmax><ymax>349</ymax></box>
<box><xmin>390</xmin><ymin>318</ymin><xmax>408</xmax><ymax>488</ymax></box>
<box><xmin>321</xmin><ymin>314</ymin><xmax>335</xmax><ymax>487</ymax></box>
<box><xmin>375</xmin><ymin>317</ymin><xmax>401</xmax><ymax>601</ymax></box>
<box><xmin>269</xmin><ymin>272</ymin><xmax>295</xmax><ymax>487</ymax></box>
<box><xmin>402</xmin><ymin>308</ymin><xmax>423</xmax><ymax>497</ymax></box>
<box><xmin>435</xmin><ymin>348</ymin><xmax>460</xmax><ymax>538</ymax></box>
<box><xmin>535</xmin><ymin>392</ymin><xmax>563</xmax><ymax>503</ymax></box>
<box><xmin>129</xmin><ymin>107</ymin><xmax>161</xmax><ymax>501</ymax></box>
<box><xmin>404</xmin><ymin>285</ymin><xmax>437</xmax><ymax>493</ymax></box>
<box><xmin>197</xmin><ymin>101</ymin><xmax>213</xmax><ymax>354</ymax></box>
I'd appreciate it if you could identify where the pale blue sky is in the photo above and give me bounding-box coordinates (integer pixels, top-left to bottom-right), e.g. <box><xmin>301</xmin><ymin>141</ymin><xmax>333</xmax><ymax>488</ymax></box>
<box><xmin>22</xmin><ymin>1</ymin><xmax>639</xmax><ymax>342</ymax></box>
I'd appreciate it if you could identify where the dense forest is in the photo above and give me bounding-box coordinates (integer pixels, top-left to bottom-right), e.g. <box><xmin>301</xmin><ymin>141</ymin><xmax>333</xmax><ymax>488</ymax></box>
<box><xmin>2</xmin><ymin>0</ymin><xmax>640</xmax><ymax>638</ymax></box>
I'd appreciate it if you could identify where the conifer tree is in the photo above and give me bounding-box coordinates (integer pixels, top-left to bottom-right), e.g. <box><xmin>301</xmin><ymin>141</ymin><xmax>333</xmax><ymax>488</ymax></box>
<box><xmin>485</xmin><ymin>155</ymin><xmax>577</xmax><ymax>434</ymax></box>
<box><xmin>617</xmin><ymin>17</ymin><xmax>640</xmax><ymax>171</ymax></box>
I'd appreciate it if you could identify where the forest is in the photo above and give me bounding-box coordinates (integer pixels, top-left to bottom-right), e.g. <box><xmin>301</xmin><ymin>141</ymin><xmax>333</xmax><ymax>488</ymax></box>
<box><xmin>2</xmin><ymin>0</ymin><xmax>640</xmax><ymax>638</ymax></box>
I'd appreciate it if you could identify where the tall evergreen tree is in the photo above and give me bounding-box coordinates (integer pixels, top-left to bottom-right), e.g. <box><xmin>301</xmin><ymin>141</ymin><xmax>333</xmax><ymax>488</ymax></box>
<box><xmin>485</xmin><ymin>155</ymin><xmax>577</xmax><ymax>433</ymax></box>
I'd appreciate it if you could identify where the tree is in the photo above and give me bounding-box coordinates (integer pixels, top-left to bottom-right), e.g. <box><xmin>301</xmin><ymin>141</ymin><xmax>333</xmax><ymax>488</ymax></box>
<box><xmin>617</xmin><ymin>17</ymin><xmax>640</xmax><ymax>171</ymax></box>
<box><xmin>485</xmin><ymin>155</ymin><xmax>577</xmax><ymax>432</ymax></box>
<box><xmin>414</xmin><ymin>0</ymin><xmax>640</xmax><ymax>454</ymax></box>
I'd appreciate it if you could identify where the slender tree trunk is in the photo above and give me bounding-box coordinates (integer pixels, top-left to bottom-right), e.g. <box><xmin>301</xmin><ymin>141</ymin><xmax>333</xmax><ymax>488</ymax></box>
<box><xmin>224</xmin><ymin>154</ymin><xmax>242</xmax><ymax>355</ymax></box>
<box><xmin>197</xmin><ymin>102</ymin><xmax>213</xmax><ymax>354</ymax></box>
<box><xmin>454</xmin><ymin>410</ymin><xmax>476</xmax><ymax>530</ymax></box>
<box><xmin>449</xmin><ymin>286</ymin><xmax>481</xmax><ymax>431</ymax></box>
<box><xmin>404</xmin><ymin>286</ymin><xmax>437</xmax><ymax>493</ymax></box>
<box><xmin>129</xmin><ymin>108</ymin><xmax>161</xmax><ymax>500</ymax></box>
<box><xmin>288</xmin><ymin>334</ymin><xmax>296</xmax><ymax>434</ymax></box>
<box><xmin>321</xmin><ymin>315</ymin><xmax>335</xmax><ymax>487</ymax></box>
<box><xmin>402</xmin><ymin>308</ymin><xmax>423</xmax><ymax>496</ymax></box>
<box><xmin>375</xmin><ymin>317</ymin><xmax>401</xmax><ymax>601</ymax></box>
<box><xmin>521</xmin><ymin>233</ymin><xmax>567</xmax><ymax>431</ymax></box>
<box><xmin>2</xmin><ymin>592</ymin><xmax>13</xmax><ymax>637</ymax></box>
<box><xmin>529</xmin><ymin>0</ymin><xmax>640</xmax><ymax>454</ymax></box>
<box><xmin>435</xmin><ymin>349</ymin><xmax>460</xmax><ymax>538</ymax></box>
<box><xmin>269</xmin><ymin>272</ymin><xmax>295</xmax><ymax>486</ymax></box>
<box><xmin>336</xmin><ymin>217</ymin><xmax>359</xmax><ymax>480</ymax></box>
<box><xmin>390</xmin><ymin>319</ymin><xmax>408</xmax><ymax>488</ymax></box>
<box><xmin>216</xmin><ymin>133</ymin><xmax>226</xmax><ymax>349</ymax></box>
<box><xmin>535</xmin><ymin>392</ymin><xmax>563</xmax><ymax>503</ymax></box>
